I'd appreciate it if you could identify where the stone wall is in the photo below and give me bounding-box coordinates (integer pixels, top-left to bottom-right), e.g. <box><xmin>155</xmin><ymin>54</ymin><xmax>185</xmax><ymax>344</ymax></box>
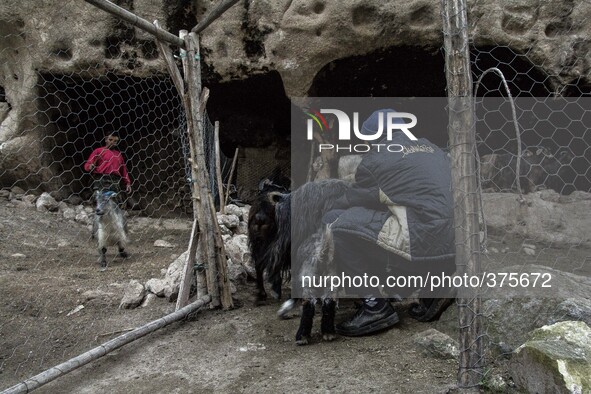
<box><xmin>1</xmin><ymin>0</ymin><xmax>590</xmax><ymax>193</ymax></box>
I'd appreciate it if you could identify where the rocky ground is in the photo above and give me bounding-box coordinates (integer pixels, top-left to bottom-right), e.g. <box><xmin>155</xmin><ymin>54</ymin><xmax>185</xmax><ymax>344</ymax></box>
<box><xmin>1</xmin><ymin>190</ymin><xmax>590</xmax><ymax>393</ymax></box>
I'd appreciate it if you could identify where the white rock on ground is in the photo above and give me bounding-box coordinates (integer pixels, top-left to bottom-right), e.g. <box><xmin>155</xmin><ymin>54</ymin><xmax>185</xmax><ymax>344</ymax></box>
<box><xmin>35</xmin><ymin>192</ymin><xmax>59</xmax><ymax>212</ymax></box>
<box><xmin>224</xmin><ymin>234</ymin><xmax>255</xmax><ymax>278</ymax></box>
<box><xmin>412</xmin><ymin>329</ymin><xmax>459</xmax><ymax>360</ymax></box>
<box><xmin>119</xmin><ymin>280</ymin><xmax>145</xmax><ymax>309</ymax></box>
<box><xmin>511</xmin><ymin>321</ymin><xmax>591</xmax><ymax>394</ymax></box>
<box><xmin>154</xmin><ymin>239</ymin><xmax>175</xmax><ymax>248</ymax></box>
<box><xmin>145</xmin><ymin>278</ymin><xmax>167</xmax><ymax>297</ymax></box>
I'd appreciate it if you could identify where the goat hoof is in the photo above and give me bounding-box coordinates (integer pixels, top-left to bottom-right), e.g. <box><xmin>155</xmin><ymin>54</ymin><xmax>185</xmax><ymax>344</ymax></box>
<box><xmin>277</xmin><ymin>299</ymin><xmax>296</xmax><ymax>319</ymax></box>
<box><xmin>322</xmin><ymin>333</ymin><xmax>337</xmax><ymax>342</ymax></box>
<box><xmin>295</xmin><ymin>336</ymin><xmax>310</xmax><ymax>346</ymax></box>
<box><xmin>119</xmin><ymin>251</ymin><xmax>129</xmax><ymax>258</ymax></box>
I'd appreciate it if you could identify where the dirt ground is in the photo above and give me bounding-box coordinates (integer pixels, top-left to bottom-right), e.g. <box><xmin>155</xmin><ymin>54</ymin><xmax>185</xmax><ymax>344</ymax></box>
<box><xmin>0</xmin><ymin>198</ymin><xmax>589</xmax><ymax>393</ymax></box>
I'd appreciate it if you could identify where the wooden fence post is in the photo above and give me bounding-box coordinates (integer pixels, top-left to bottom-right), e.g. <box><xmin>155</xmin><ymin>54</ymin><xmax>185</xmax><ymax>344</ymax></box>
<box><xmin>441</xmin><ymin>0</ymin><xmax>484</xmax><ymax>389</ymax></box>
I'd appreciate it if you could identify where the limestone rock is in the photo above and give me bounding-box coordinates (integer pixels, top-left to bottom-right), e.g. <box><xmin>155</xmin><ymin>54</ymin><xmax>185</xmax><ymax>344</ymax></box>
<box><xmin>21</xmin><ymin>194</ymin><xmax>36</xmax><ymax>206</ymax></box>
<box><xmin>140</xmin><ymin>293</ymin><xmax>157</xmax><ymax>308</ymax></box>
<box><xmin>62</xmin><ymin>207</ymin><xmax>76</xmax><ymax>221</ymax></box>
<box><xmin>412</xmin><ymin>328</ymin><xmax>459</xmax><ymax>360</ymax></box>
<box><xmin>226</xmin><ymin>257</ymin><xmax>247</xmax><ymax>283</ymax></box>
<box><xmin>145</xmin><ymin>278</ymin><xmax>167</xmax><ymax>297</ymax></box>
<box><xmin>436</xmin><ymin>265</ymin><xmax>591</xmax><ymax>350</ymax></box>
<box><xmin>75</xmin><ymin>210</ymin><xmax>91</xmax><ymax>225</ymax></box>
<box><xmin>240</xmin><ymin>205</ymin><xmax>251</xmax><ymax>221</ymax></box>
<box><xmin>217</xmin><ymin>213</ymin><xmax>240</xmax><ymax>229</ymax></box>
<box><xmin>36</xmin><ymin>192</ymin><xmax>59</xmax><ymax>212</ymax></box>
<box><xmin>236</xmin><ymin>221</ymin><xmax>249</xmax><ymax>235</ymax></box>
<box><xmin>512</xmin><ymin>321</ymin><xmax>591</xmax><ymax>394</ymax></box>
<box><xmin>154</xmin><ymin>239</ymin><xmax>175</xmax><ymax>248</ymax></box>
<box><xmin>163</xmin><ymin>250</ymin><xmax>188</xmax><ymax>301</ymax></box>
<box><xmin>482</xmin><ymin>192</ymin><xmax>591</xmax><ymax>245</ymax></box>
<box><xmin>119</xmin><ymin>280</ymin><xmax>145</xmax><ymax>309</ymax></box>
<box><xmin>224</xmin><ymin>204</ymin><xmax>243</xmax><ymax>219</ymax></box>
<box><xmin>224</xmin><ymin>234</ymin><xmax>255</xmax><ymax>278</ymax></box>
<box><xmin>10</xmin><ymin>186</ymin><xmax>25</xmax><ymax>195</ymax></box>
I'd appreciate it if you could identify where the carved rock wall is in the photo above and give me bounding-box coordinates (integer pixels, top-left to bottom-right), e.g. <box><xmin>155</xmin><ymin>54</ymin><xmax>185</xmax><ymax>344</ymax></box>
<box><xmin>1</xmin><ymin>0</ymin><xmax>590</xmax><ymax>191</ymax></box>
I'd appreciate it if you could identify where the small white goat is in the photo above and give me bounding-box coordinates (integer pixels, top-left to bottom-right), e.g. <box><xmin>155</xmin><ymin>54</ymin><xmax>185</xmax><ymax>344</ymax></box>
<box><xmin>94</xmin><ymin>190</ymin><xmax>129</xmax><ymax>269</ymax></box>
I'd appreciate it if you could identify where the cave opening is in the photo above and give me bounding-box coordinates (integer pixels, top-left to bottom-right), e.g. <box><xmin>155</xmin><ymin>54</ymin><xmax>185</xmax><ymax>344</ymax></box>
<box><xmin>206</xmin><ymin>71</ymin><xmax>292</xmax><ymax>202</ymax></box>
<box><xmin>36</xmin><ymin>72</ymin><xmax>188</xmax><ymax>215</ymax></box>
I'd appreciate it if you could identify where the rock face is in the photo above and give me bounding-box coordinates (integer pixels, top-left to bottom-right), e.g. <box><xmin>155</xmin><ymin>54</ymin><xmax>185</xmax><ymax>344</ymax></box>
<box><xmin>482</xmin><ymin>191</ymin><xmax>591</xmax><ymax>246</ymax></box>
<box><xmin>2</xmin><ymin>0</ymin><xmax>591</xmax><ymax>189</ymax></box>
<box><xmin>511</xmin><ymin>321</ymin><xmax>591</xmax><ymax>394</ymax></box>
<box><xmin>436</xmin><ymin>265</ymin><xmax>591</xmax><ymax>350</ymax></box>
<box><xmin>199</xmin><ymin>0</ymin><xmax>591</xmax><ymax>96</ymax></box>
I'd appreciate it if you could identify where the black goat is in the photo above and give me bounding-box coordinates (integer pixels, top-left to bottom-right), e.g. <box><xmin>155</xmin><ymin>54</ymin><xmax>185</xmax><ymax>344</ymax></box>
<box><xmin>262</xmin><ymin>179</ymin><xmax>351</xmax><ymax>345</ymax></box>
<box><xmin>247</xmin><ymin>172</ymin><xmax>290</xmax><ymax>304</ymax></box>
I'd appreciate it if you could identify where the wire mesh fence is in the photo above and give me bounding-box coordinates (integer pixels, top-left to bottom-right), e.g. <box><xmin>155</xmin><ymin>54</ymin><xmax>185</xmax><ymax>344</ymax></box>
<box><xmin>0</xmin><ymin>1</ymin><xmax>205</xmax><ymax>387</ymax></box>
<box><xmin>1</xmin><ymin>0</ymin><xmax>591</xmax><ymax>391</ymax></box>
<box><xmin>439</xmin><ymin>0</ymin><xmax>591</xmax><ymax>389</ymax></box>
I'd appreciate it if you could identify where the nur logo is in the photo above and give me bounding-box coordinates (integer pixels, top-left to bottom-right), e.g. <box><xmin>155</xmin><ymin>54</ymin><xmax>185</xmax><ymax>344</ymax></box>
<box><xmin>306</xmin><ymin>109</ymin><xmax>418</xmax><ymax>142</ymax></box>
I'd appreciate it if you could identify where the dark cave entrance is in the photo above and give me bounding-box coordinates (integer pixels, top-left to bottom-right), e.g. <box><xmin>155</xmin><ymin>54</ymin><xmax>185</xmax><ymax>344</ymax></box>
<box><xmin>36</xmin><ymin>72</ymin><xmax>188</xmax><ymax>215</ymax></box>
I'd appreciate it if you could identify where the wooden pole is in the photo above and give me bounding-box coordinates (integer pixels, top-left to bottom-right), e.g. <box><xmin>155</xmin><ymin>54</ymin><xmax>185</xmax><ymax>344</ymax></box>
<box><xmin>84</xmin><ymin>0</ymin><xmax>185</xmax><ymax>48</ymax></box>
<box><xmin>153</xmin><ymin>21</ymin><xmax>184</xmax><ymax>96</ymax></box>
<box><xmin>208</xmin><ymin>193</ymin><xmax>234</xmax><ymax>309</ymax></box>
<box><xmin>191</xmin><ymin>0</ymin><xmax>241</xmax><ymax>34</ymax></box>
<box><xmin>441</xmin><ymin>0</ymin><xmax>483</xmax><ymax>389</ymax></box>
<box><xmin>2</xmin><ymin>295</ymin><xmax>211</xmax><ymax>394</ymax></box>
<box><xmin>153</xmin><ymin>23</ymin><xmax>206</xmax><ymax>309</ymax></box>
<box><xmin>214</xmin><ymin>121</ymin><xmax>225</xmax><ymax>213</ymax></box>
<box><xmin>224</xmin><ymin>147</ymin><xmax>239</xmax><ymax>207</ymax></box>
<box><xmin>183</xmin><ymin>32</ymin><xmax>221</xmax><ymax>308</ymax></box>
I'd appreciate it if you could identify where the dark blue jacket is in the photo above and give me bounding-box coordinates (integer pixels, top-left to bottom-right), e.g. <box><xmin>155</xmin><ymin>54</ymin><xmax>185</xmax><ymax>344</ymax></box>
<box><xmin>329</xmin><ymin>132</ymin><xmax>455</xmax><ymax>262</ymax></box>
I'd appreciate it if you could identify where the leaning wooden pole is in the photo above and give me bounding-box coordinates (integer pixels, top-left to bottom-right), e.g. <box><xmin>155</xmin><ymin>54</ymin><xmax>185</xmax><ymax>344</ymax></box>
<box><xmin>2</xmin><ymin>295</ymin><xmax>211</xmax><ymax>394</ymax></box>
<box><xmin>224</xmin><ymin>147</ymin><xmax>239</xmax><ymax>207</ymax></box>
<box><xmin>83</xmin><ymin>0</ymin><xmax>184</xmax><ymax>48</ymax></box>
<box><xmin>441</xmin><ymin>0</ymin><xmax>483</xmax><ymax>389</ymax></box>
<box><xmin>191</xmin><ymin>0</ymin><xmax>241</xmax><ymax>34</ymax></box>
<box><xmin>214</xmin><ymin>121</ymin><xmax>225</xmax><ymax>214</ymax></box>
<box><xmin>152</xmin><ymin>22</ymin><xmax>206</xmax><ymax>309</ymax></box>
<box><xmin>183</xmin><ymin>32</ymin><xmax>222</xmax><ymax>308</ymax></box>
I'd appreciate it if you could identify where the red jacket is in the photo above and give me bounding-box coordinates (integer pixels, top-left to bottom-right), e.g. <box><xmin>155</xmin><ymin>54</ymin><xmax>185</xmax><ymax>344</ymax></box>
<box><xmin>84</xmin><ymin>147</ymin><xmax>131</xmax><ymax>187</ymax></box>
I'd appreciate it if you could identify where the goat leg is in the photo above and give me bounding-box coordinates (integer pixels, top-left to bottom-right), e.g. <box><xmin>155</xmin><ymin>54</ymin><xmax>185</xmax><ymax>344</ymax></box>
<box><xmin>321</xmin><ymin>298</ymin><xmax>337</xmax><ymax>341</ymax></box>
<box><xmin>295</xmin><ymin>299</ymin><xmax>315</xmax><ymax>345</ymax></box>
<box><xmin>118</xmin><ymin>242</ymin><xmax>129</xmax><ymax>258</ymax></box>
<box><xmin>99</xmin><ymin>247</ymin><xmax>107</xmax><ymax>269</ymax></box>
<box><xmin>270</xmin><ymin>276</ymin><xmax>282</xmax><ymax>300</ymax></box>
<box><xmin>254</xmin><ymin>264</ymin><xmax>267</xmax><ymax>305</ymax></box>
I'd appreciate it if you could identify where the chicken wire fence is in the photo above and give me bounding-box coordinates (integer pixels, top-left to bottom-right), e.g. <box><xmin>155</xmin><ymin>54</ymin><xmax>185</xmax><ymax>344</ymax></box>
<box><xmin>442</xmin><ymin>0</ymin><xmax>591</xmax><ymax>389</ymax></box>
<box><xmin>0</xmin><ymin>2</ymin><xmax>236</xmax><ymax>388</ymax></box>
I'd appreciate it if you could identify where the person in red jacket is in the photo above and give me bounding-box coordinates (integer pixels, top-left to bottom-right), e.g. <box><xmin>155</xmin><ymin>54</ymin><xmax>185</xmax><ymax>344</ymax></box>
<box><xmin>84</xmin><ymin>133</ymin><xmax>131</xmax><ymax>194</ymax></box>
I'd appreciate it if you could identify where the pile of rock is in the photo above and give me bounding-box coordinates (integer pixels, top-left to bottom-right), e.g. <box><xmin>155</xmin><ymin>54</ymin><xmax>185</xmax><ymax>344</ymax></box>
<box><xmin>1</xmin><ymin>187</ymin><xmax>93</xmax><ymax>226</ymax></box>
<box><xmin>121</xmin><ymin>204</ymin><xmax>254</xmax><ymax>309</ymax></box>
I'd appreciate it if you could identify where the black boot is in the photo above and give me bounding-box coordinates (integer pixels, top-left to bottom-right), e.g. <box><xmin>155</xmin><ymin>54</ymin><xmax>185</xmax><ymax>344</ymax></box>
<box><xmin>408</xmin><ymin>297</ymin><xmax>454</xmax><ymax>322</ymax></box>
<box><xmin>336</xmin><ymin>299</ymin><xmax>399</xmax><ymax>337</ymax></box>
